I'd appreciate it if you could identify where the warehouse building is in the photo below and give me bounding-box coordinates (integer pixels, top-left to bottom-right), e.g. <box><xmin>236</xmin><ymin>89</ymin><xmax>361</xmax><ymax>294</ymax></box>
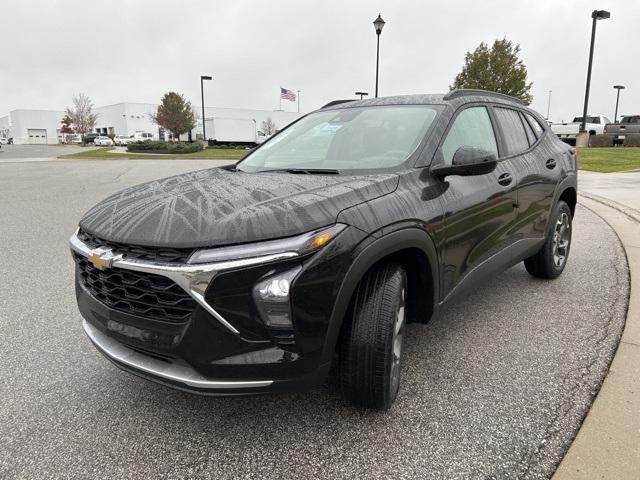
<box><xmin>0</xmin><ymin>103</ymin><xmax>303</xmax><ymax>144</ymax></box>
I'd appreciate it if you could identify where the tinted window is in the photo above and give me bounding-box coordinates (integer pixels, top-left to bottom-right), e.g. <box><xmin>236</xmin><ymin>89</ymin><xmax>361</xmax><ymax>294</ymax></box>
<box><xmin>573</xmin><ymin>116</ymin><xmax>599</xmax><ymax>124</ymax></box>
<box><xmin>494</xmin><ymin>107</ymin><xmax>529</xmax><ymax>155</ymax></box>
<box><xmin>238</xmin><ymin>106</ymin><xmax>440</xmax><ymax>172</ymax></box>
<box><xmin>441</xmin><ymin>106</ymin><xmax>498</xmax><ymax>165</ymax></box>
<box><xmin>525</xmin><ymin>112</ymin><xmax>545</xmax><ymax>137</ymax></box>
<box><xmin>622</xmin><ymin>116</ymin><xmax>640</xmax><ymax>124</ymax></box>
<box><xmin>519</xmin><ymin>112</ymin><xmax>537</xmax><ymax>146</ymax></box>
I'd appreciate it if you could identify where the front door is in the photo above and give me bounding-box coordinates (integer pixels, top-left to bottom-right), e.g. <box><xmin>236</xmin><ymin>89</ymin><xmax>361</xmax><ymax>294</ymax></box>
<box><xmin>433</xmin><ymin>105</ymin><xmax>518</xmax><ymax>301</ymax></box>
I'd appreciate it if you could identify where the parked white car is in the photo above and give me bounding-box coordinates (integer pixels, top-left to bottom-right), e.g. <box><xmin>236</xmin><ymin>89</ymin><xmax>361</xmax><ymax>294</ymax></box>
<box><xmin>132</xmin><ymin>132</ymin><xmax>155</xmax><ymax>143</ymax></box>
<box><xmin>551</xmin><ymin>114</ymin><xmax>611</xmax><ymax>144</ymax></box>
<box><xmin>113</xmin><ymin>134</ymin><xmax>132</xmax><ymax>146</ymax></box>
<box><xmin>94</xmin><ymin>135</ymin><xmax>114</xmax><ymax>146</ymax></box>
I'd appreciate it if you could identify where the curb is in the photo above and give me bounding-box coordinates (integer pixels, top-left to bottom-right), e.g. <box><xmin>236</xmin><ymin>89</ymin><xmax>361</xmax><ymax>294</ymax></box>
<box><xmin>553</xmin><ymin>195</ymin><xmax>640</xmax><ymax>479</ymax></box>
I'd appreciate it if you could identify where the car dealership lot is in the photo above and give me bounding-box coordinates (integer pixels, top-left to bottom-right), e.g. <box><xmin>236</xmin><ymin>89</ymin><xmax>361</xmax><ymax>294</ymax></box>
<box><xmin>0</xmin><ymin>159</ymin><xmax>629</xmax><ymax>479</ymax></box>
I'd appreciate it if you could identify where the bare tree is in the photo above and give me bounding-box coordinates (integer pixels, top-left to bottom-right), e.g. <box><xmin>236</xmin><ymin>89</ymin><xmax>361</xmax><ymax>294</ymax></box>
<box><xmin>66</xmin><ymin>93</ymin><xmax>98</xmax><ymax>141</ymax></box>
<box><xmin>260</xmin><ymin>117</ymin><xmax>277</xmax><ymax>136</ymax></box>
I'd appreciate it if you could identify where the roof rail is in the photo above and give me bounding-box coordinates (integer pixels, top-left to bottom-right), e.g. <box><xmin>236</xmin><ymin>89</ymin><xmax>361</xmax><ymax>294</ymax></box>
<box><xmin>321</xmin><ymin>99</ymin><xmax>357</xmax><ymax>108</ymax></box>
<box><xmin>444</xmin><ymin>89</ymin><xmax>524</xmax><ymax>105</ymax></box>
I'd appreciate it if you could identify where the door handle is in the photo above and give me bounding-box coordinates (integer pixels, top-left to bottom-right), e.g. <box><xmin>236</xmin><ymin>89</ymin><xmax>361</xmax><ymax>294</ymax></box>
<box><xmin>497</xmin><ymin>172</ymin><xmax>513</xmax><ymax>186</ymax></box>
<box><xmin>546</xmin><ymin>158</ymin><xmax>557</xmax><ymax>169</ymax></box>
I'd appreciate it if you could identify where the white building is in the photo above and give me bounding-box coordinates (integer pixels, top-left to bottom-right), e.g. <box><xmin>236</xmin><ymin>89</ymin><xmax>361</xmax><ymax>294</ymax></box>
<box><xmin>0</xmin><ymin>103</ymin><xmax>304</xmax><ymax>144</ymax></box>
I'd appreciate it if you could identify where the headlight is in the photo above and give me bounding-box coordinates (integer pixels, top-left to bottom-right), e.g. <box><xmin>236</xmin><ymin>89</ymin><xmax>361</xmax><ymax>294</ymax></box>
<box><xmin>252</xmin><ymin>266</ymin><xmax>302</xmax><ymax>328</ymax></box>
<box><xmin>188</xmin><ymin>224</ymin><xmax>346</xmax><ymax>264</ymax></box>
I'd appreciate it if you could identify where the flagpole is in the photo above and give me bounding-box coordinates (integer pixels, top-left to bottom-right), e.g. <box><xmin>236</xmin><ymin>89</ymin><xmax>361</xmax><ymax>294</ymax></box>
<box><xmin>297</xmin><ymin>90</ymin><xmax>300</xmax><ymax>112</ymax></box>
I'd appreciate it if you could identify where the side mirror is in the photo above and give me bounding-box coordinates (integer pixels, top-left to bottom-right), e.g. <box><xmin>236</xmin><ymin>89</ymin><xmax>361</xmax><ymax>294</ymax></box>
<box><xmin>431</xmin><ymin>147</ymin><xmax>498</xmax><ymax>178</ymax></box>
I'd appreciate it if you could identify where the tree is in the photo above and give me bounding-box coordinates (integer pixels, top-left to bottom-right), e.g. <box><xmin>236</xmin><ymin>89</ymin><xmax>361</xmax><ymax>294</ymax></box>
<box><xmin>260</xmin><ymin>117</ymin><xmax>277</xmax><ymax>135</ymax></box>
<box><xmin>60</xmin><ymin>115</ymin><xmax>74</xmax><ymax>134</ymax></box>
<box><xmin>450</xmin><ymin>38</ymin><xmax>533</xmax><ymax>105</ymax></box>
<box><xmin>65</xmin><ymin>93</ymin><xmax>98</xmax><ymax>140</ymax></box>
<box><xmin>151</xmin><ymin>92</ymin><xmax>196</xmax><ymax>141</ymax></box>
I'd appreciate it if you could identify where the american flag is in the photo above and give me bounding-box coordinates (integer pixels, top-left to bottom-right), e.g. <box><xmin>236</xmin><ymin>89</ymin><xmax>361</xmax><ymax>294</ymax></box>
<box><xmin>280</xmin><ymin>87</ymin><xmax>296</xmax><ymax>102</ymax></box>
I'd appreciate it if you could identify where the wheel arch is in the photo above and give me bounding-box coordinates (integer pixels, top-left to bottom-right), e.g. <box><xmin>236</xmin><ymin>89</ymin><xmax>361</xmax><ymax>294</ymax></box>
<box><xmin>321</xmin><ymin>228</ymin><xmax>439</xmax><ymax>362</ymax></box>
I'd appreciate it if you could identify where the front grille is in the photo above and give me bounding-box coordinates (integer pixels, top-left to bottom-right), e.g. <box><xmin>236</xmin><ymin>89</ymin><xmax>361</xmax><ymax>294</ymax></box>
<box><xmin>74</xmin><ymin>252</ymin><xmax>196</xmax><ymax>322</ymax></box>
<box><xmin>77</xmin><ymin>229</ymin><xmax>194</xmax><ymax>263</ymax></box>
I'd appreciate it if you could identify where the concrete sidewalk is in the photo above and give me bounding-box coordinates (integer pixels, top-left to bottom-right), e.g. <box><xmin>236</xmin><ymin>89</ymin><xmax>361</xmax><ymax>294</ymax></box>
<box><xmin>553</xmin><ymin>172</ymin><xmax>640</xmax><ymax>479</ymax></box>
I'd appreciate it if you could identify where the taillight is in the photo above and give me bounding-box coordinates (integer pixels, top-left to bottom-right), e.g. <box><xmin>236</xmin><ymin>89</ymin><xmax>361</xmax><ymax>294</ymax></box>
<box><xmin>604</xmin><ymin>124</ymin><xmax>608</xmax><ymax>134</ymax></box>
<box><xmin>569</xmin><ymin>147</ymin><xmax>577</xmax><ymax>155</ymax></box>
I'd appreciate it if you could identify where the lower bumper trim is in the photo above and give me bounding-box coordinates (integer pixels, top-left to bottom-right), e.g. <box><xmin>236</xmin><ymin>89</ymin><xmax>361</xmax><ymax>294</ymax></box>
<box><xmin>82</xmin><ymin>319</ymin><xmax>274</xmax><ymax>390</ymax></box>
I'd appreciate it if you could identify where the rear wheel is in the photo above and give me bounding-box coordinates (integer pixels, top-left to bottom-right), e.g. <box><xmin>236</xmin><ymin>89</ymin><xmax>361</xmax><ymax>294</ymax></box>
<box><xmin>524</xmin><ymin>200</ymin><xmax>572</xmax><ymax>278</ymax></box>
<box><xmin>339</xmin><ymin>262</ymin><xmax>407</xmax><ymax>410</ymax></box>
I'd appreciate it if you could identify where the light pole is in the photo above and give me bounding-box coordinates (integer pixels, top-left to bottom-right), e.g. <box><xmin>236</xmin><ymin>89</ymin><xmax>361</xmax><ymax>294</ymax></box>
<box><xmin>297</xmin><ymin>90</ymin><xmax>301</xmax><ymax>113</ymax></box>
<box><xmin>355</xmin><ymin>91</ymin><xmax>369</xmax><ymax>100</ymax></box>
<box><xmin>580</xmin><ymin>10</ymin><xmax>610</xmax><ymax>133</ymax></box>
<box><xmin>200</xmin><ymin>75</ymin><xmax>212</xmax><ymax>141</ymax></box>
<box><xmin>546</xmin><ymin>90</ymin><xmax>552</xmax><ymax>120</ymax></box>
<box><xmin>613</xmin><ymin>85</ymin><xmax>625</xmax><ymax>123</ymax></box>
<box><xmin>373</xmin><ymin>14</ymin><xmax>385</xmax><ymax>98</ymax></box>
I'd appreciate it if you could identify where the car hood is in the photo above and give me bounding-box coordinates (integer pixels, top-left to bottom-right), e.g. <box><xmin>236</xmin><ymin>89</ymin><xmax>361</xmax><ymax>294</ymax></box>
<box><xmin>79</xmin><ymin>167</ymin><xmax>398</xmax><ymax>248</ymax></box>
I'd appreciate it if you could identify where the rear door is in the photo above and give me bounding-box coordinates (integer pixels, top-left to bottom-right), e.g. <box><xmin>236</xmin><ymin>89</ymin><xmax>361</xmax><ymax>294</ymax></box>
<box><xmin>435</xmin><ymin>105</ymin><xmax>519</xmax><ymax>300</ymax></box>
<box><xmin>493</xmin><ymin>107</ymin><xmax>560</xmax><ymax>260</ymax></box>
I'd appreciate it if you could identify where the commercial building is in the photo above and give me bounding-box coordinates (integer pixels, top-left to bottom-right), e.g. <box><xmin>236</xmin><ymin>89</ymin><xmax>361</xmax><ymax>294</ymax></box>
<box><xmin>0</xmin><ymin>103</ymin><xmax>303</xmax><ymax>144</ymax></box>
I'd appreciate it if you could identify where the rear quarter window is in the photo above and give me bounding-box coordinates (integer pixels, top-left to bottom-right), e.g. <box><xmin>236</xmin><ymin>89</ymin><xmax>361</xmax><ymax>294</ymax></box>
<box><xmin>494</xmin><ymin>107</ymin><xmax>529</xmax><ymax>156</ymax></box>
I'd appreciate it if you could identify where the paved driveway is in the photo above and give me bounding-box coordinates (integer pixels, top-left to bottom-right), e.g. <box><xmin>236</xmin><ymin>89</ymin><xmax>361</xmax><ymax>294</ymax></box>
<box><xmin>0</xmin><ymin>160</ymin><xmax>629</xmax><ymax>479</ymax></box>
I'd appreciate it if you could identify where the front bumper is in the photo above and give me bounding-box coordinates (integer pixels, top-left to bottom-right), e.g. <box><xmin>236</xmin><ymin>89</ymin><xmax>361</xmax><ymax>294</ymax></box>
<box><xmin>83</xmin><ymin>319</ymin><xmax>274</xmax><ymax>394</ymax></box>
<box><xmin>71</xmin><ymin>227</ymin><xmax>364</xmax><ymax>395</ymax></box>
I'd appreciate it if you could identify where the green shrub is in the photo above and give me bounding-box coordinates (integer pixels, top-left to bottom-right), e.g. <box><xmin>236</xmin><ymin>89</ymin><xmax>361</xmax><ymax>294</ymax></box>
<box><xmin>589</xmin><ymin>134</ymin><xmax>613</xmax><ymax>147</ymax></box>
<box><xmin>623</xmin><ymin>134</ymin><xmax>640</xmax><ymax>147</ymax></box>
<box><xmin>127</xmin><ymin>141</ymin><xmax>203</xmax><ymax>154</ymax></box>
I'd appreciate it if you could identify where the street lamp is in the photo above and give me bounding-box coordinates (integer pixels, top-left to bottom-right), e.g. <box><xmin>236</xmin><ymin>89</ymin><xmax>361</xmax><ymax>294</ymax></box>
<box><xmin>613</xmin><ymin>85</ymin><xmax>625</xmax><ymax>123</ymax></box>
<box><xmin>355</xmin><ymin>91</ymin><xmax>369</xmax><ymax>100</ymax></box>
<box><xmin>373</xmin><ymin>14</ymin><xmax>385</xmax><ymax>98</ymax></box>
<box><xmin>546</xmin><ymin>90</ymin><xmax>552</xmax><ymax>120</ymax></box>
<box><xmin>580</xmin><ymin>9</ymin><xmax>610</xmax><ymax>133</ymax></box>
<box><xmin>200</xmin><ymin>75</ymin><xmax>212</xmax><ymax>141</ymax></box>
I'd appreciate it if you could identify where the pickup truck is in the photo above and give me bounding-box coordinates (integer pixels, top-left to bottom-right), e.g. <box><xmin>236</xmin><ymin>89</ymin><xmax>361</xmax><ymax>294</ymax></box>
<box><xmin>605</xmin><ymin>115</ymin><xmax>640</xmax><ymax>145</ymax></box>
<box><xmin>551</xmin><ymin>114</ymin><xmax>611</xmax><ymax>145</ymax></box>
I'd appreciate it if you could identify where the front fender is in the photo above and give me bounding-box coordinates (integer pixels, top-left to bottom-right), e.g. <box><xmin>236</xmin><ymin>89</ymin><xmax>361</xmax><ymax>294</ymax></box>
<box><xmin>320</xmin><ymin>227</ymin><xmax>439</xmax><ymax>363</ymax></box>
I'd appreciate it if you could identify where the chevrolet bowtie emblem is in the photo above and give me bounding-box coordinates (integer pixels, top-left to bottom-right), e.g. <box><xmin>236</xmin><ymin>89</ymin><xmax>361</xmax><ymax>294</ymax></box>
<box><xmin>88</xmin><ymin>247</ymin><xmax>120</xmax><ymax>270</ymax></box>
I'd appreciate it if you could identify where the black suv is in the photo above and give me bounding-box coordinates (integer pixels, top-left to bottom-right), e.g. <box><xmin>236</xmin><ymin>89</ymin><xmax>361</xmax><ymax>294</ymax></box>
<box><xmin>71</xmin><ymin>90</ymin><xmax>577</xmax><ymax>410</ymax></box>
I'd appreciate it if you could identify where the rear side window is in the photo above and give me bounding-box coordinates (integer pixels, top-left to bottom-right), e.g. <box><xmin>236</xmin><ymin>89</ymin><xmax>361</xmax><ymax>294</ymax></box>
<box><xmin>494</xmin><ymin>107</ymin><xmax>529</xmax><ymax>155</ymax></box>
<box><xmin>441</xmin><ymin>106</ymin><xmax>498</xmax><ymax>164</ymax></box>
<box><xmin>519</xmin><ymin>112</ymin><xmax>537</xmax><ymax>146</ymax></box>
<box><xmin>524</xmin><ymin>112</ymin><xmax>545</xmax><ymax>137</ymax></box>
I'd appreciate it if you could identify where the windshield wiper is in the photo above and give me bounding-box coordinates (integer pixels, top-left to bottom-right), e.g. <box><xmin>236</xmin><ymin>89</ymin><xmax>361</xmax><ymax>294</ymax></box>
<box><xmin>257</xmin><ymin>168</ymin><xmax>340</xmax><ymax>175</ymax></box>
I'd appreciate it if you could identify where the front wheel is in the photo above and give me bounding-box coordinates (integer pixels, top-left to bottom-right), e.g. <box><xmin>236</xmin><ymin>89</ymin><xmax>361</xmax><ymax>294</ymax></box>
<box><xmin>339</xmin><ymin>262</ymin><xmax>407</xmax><ymax>410</ymax></box>
<box><xmin>524</xmin><ymin>200</ymin><xmax>572</xmax><ymax>278</ymax></box>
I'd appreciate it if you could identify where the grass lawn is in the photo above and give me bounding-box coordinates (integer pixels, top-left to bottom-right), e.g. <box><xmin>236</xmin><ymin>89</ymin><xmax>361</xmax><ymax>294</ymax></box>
<box><xmin>577</xmin><ymin>147</ymin><xmax>640</xmax><ymax>173</ymax></box>
<box><xmin>58</xmin><ymin>147</ymin><xmax>246</xmax><ymax>160</ymax></box>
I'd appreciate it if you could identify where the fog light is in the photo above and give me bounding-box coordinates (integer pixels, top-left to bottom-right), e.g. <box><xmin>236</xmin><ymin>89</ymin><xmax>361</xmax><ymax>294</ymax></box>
<box><xmin>252</xmin><ymin>266</ymin><xmax>301</xmax><ymax>328</ymax></box>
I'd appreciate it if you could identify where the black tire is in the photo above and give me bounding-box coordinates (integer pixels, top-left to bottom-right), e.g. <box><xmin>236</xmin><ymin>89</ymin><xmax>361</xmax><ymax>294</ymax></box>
<box><xmin>339</xmin><ymin>262</ymin><xmax>407</xmax><ymax>410</ymax></box>
<box><xmin>524</xmin><ymin>200</ymin><xmax>572</xmax><ymax>279</ymax></box>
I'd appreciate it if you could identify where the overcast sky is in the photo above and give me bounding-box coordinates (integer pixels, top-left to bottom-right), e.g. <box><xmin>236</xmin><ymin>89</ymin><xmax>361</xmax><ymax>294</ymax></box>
<box><xmin>1</xmin><ymin>0</ymin><xmax>637</xmax><ymax>123</ymax></box>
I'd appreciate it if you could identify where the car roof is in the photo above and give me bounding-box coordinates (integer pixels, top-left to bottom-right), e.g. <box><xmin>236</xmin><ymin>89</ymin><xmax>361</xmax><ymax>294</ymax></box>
<box><xmin>319</xmin><ymin>89</ymin><xmax>525</xmax><ymax>111</ymax></box>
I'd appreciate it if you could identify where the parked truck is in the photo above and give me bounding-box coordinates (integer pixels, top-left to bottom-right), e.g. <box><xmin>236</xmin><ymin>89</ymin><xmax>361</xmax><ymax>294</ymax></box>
<box><xmin>203</xmin><ymin>117</ymin><xmax>269</xmax><ymax>147</ymax></box>
<box><xmin>551</xmin><ymin>114</ymin><xmax>611</xmax><ymax>145</ymax></box>
<box><xmin>605</xmin><ymin>115</ymin><xmax>640</xmax><ymax>145</ymax></box>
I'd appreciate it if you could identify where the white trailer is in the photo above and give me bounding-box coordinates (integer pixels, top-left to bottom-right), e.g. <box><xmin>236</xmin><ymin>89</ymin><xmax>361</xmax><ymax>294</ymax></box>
<box><xmin>204</xmin><ymin>117</ymin><xmax>261</xmax><ymax>146</ymax></box>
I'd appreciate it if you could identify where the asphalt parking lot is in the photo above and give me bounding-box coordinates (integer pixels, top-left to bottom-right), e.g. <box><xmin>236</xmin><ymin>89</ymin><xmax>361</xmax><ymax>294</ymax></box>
<box><xmin>0</xmin><ymin>144</ymin><xmax>94</xmax><ymax>161</ymax></box>
<box><xmin>0</xmin><ymin>159</ymin><xmax>629</xmax><ymax>479</ymax></box>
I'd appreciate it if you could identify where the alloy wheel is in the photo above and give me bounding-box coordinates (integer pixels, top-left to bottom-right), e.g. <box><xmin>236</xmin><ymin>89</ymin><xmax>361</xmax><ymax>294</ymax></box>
<box><xmin>390</xmin><ymin>284</ymin><xmax>406</xmax><ymax>395</ymax></box>
<box><xmin>552</xmin><ymin>212</ymin><xmax>571</xmax><ymax>267</ymax></box>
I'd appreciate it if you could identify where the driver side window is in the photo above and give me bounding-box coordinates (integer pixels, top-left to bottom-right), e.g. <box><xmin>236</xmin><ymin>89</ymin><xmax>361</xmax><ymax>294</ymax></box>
<box><xmin>442</xmin><ymin>106</ymin><xmax>498</xmax><ymax>165</ymax></box>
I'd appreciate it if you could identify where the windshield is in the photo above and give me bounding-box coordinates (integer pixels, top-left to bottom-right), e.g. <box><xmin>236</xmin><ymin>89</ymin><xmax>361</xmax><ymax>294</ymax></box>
<box><xmin>237</xmin><ymin>105</ymin><xmax>440</xmax><ymax>172</ymax></box>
